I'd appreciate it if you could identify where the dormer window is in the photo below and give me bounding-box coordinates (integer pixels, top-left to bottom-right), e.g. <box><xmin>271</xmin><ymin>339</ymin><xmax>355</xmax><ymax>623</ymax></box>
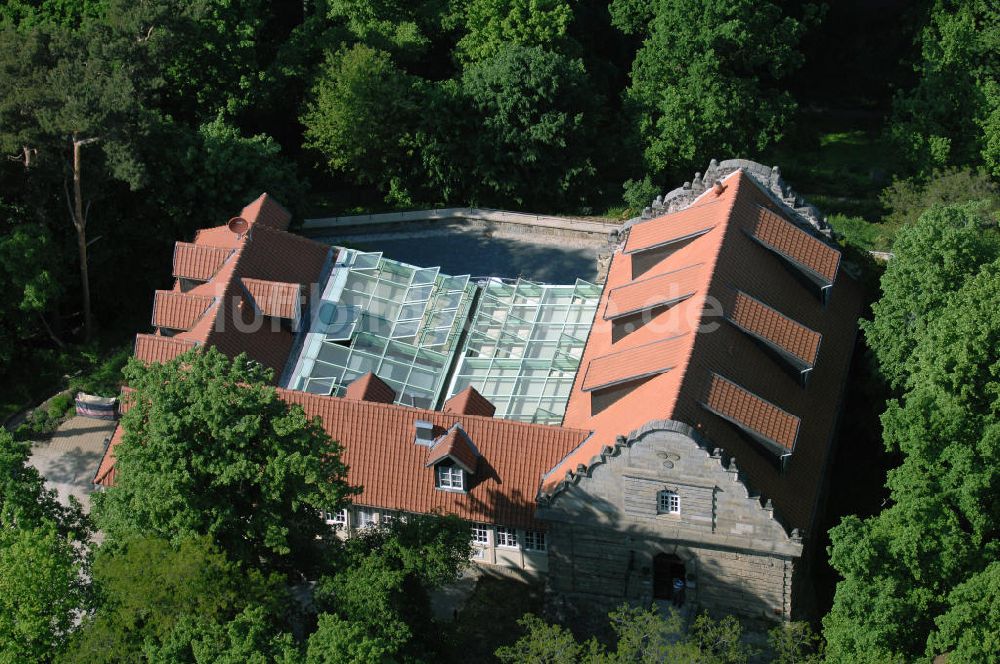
<box><xmin>436</xmin><ymin>459</ymin><xmax>465</xmax><ymax>491</ymax></box>
<box><xmin>425</xmin><ymin>423</ymin><xmax>479</xmax><ymax>492</ymax></box>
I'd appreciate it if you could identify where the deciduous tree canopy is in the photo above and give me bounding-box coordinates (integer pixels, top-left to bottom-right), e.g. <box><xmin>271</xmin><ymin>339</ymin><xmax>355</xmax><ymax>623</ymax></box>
<box><xmin>92</xmin><ymin>348</ymin><xmax>355</xmax><ymax>575</ymax></box>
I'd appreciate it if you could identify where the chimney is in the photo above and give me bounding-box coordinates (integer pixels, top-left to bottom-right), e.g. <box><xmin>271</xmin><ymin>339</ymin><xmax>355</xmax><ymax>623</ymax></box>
<box><xmin>414</xmin><ymin>420</ymin><xmax>436</xmax><ymax>446</ymax></box>
<box><xmin>712</xmin><ymin>180</ymin><xmax>725</xmax><ymax>196</ymax></box>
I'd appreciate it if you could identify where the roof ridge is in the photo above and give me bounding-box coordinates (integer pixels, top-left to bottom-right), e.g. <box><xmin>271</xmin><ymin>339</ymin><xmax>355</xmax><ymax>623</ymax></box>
<box><xmin>278</xmin><ymin>388</ymin><xmax>591</xmax><ymax>435</ymax></box>
<box><xmin>661</xmin><ymin>169</ymin><xmax>745</xmax><ymax>420</ymax></box>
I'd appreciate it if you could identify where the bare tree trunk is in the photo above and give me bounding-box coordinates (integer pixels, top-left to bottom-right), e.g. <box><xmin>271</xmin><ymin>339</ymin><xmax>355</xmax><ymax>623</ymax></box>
<box><xmin>66</xmin><ymin>134</ymin><xmax>99</xmax><ymax>342</ymax></box>
<box><xmin>38</xmin><ymin>313</ymin><xmax>65</xmax><ymax>349</ymax></box>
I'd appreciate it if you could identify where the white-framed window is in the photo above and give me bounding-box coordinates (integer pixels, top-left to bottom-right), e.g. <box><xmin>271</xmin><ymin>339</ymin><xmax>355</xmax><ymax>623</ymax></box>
<box><xmin>658</xmin><ymin>489</ymin><xmax>681</xmax><ymax>515</ymax></box>
<box><xmin>356</xmin><ymin>507</ymin><xmax>376</xmax><ymax>528</ymax></box>
<box><xmin>496</xmin><ymin>526</ymin><xmax>518</xmax><ymax>549</ymax></box>
<box><xmin>524</xmin><ymin>530</ymin><xmax>547</xmax><ymax>552</ymax></box>
<box><xmin>323</xmin><ymin>509</ymin><xmax>348</xmax><ymax>527</ymax></box>
<box><xmin>472</xmin><ymin>524</ymin><xmax>490</xmax><ymax>545</ymax></box>
<box><xmin>436</xmin><ymin>462</ymin><xmax>464</xmax><ymax>491</ymax></box>
<box><xmin>379</xmin><ymin>511</ymin><xmax>397</xmax><ymax>525</ymax></box>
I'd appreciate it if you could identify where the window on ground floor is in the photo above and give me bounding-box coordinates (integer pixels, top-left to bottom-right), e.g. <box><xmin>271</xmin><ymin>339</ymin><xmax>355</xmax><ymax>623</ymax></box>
<box><xmin>472</xmin><ymin>524</ymin><xmax>490</xmax><ymax>545</ymax></box>
<box><xmin>523</xmin><ymin>530</ymin><xmax>547</xmax><ymax>552</ymax></box>
<box><xmin>496</xmin><ymin>526</ymin><xmax>518</xmax><ymax>548</ymax></box>
<box><xmin>356</xmin><ymin>507</ymin><xmax>376</xmax><ymax>528</ymax></box>
<box><xmin>323</xmin><ymin>508</ymin><xmax>348</xmax><ymax>527</ymax></box>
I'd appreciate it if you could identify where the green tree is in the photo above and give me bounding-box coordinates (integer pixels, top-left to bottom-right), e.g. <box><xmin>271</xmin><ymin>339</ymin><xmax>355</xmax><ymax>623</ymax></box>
<box><xmin>861</xmin><ymin>204</ymin><xmax>1000</xmax><ymax>389</ymax></box>
<box><xmin>0</xmin><ymin>202</ymin><xmax>63</xmax><ymax>378</ymax></box>
<box><xmin>302</xmin><ymin>43</ymin><xmax>422</xmax><ymax>204</ymax></box>
<box><xmin>0</xmin><ymin>521</ymin><xmax>87</xmax><ymax>664</ymax></box>
<box><xmin>927</xmin><ymin>562</ymin><xmax>1000</xmax><ymax>663</ymax></box>
<box><xmin>768</xmin><ymin>621</ymin><xmax>824</xmax><ymax>664</ymax></box>
<box><xmin>497</xmin><ymin>604</ymin><xmax>759</xmax><ymax>663</ymax></box>
<box><xmin>460</xmin><ymin>44</ymin><xmax>598</xmax><ymax>208</ymax></box>
<box><xmin>456</xmin><ymin>0</ymin><xmax>574</xmax><ymax>63</ymax></box>
<box><xmin>0</xmin><ymin>1</ymin><xmax>182</xmax><ymax>340</ymax></box>
<box><xmin>826</xmin><ymin>256</ymin><xmax>1000</xmax><ymax>663</ymax></box>
<box><xmin>91</xmin><ymin>348</ymin><xmax>355</xmax><ymax>574</ymax></box>
<box><xmin>309</xmin><ymin>515</ymin><xmax>471</xmax><ymax>662</ymax></box>
<box><xmin>161</xmin><ymin>0</ymin><xmax>275</xmax><ymax>121</ymax></box>
<box><xmin>63</xmin><ymin>536</ymin><xmax>293</xmax><ymax>664</ymax></box>
<box><xmin>0</xmin><ymin>428</ymin><xmax>87</xmax><ymax>538</ymax></box>
<box><xmin>326</xmin><ymin>0</ymin><xmax>454</xmax><ymax>61</ymax></box>
<box><xmin>879</xmin><ymin>167</ymin><xmax>999</xmax><ymax>233</ymax></box>
<box><xmin>612</xmin><ymin>0</ymin><xmax>811</xmax><ymax>176</ymax></box>
<box><xmin>160</xmin><ymin>114</ymin><xmax>304</xmax><ymax>227</ymax></box>
<box><xmin>0</xmin><ymin>429</ymin><xmax>89</xmax><ymax>662</ymax></box>
<box><xmin>495</xmin><ymin>614</ymin><xmax>599</xmax><ymax>663</ymax></box>
<box><xmin>890</xmin><ymin>0</ymin><xmax>1000</xmax><ymax>176</ymax></box>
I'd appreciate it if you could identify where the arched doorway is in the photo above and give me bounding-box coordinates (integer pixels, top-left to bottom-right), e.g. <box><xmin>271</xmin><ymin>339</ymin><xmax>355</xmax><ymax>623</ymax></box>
<box><xmin>653</xmin><ymin>553</ymin><xmax>686</xmax><ymax>601</ymax></box>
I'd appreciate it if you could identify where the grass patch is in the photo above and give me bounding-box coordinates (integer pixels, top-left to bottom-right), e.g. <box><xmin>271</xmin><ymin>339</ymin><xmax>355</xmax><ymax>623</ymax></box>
<box><xmin>758</xmin><ymin>109</ymin><xmax>894</xmax><ymax>221</ymax></box>
<box><xmin>444</xmin><ymin>573</ymin><xmax>544</xmax><ymax>663</ymax></box>
<box><xmin>828</xmin><ymin>214</ymin><xmax>896</xmax><ymax>253</ymax></box>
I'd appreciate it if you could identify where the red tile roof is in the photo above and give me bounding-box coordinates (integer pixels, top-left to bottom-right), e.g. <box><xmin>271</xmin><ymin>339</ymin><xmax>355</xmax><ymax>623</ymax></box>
<box><xmin>240</xmin><ymin>193</ymin><xmax>292</xmax><ymax>231</ymax></box>
<box><xmin>745</xmin><ymin>205</ymin><xmax>841</xmax><ymax>285</ymax></box>
<box><xmin>558</xmin><ymin>170</ymin><xmax>862</xmax><ymax>530</ymax></box>
<box><xmin>203</xmin><ymin>225</ymin><xmax>331</xmax><ymax>376</ymax></box>
<box><xmin>581</xmin><ymin>335</ymin><xmax>690</xmax><ymax>392</ymax></box>
<box><xmin>344</xmin><ymin>372</ymin><xmax>396</xmax><ymax>403</ymax></box>
<box><xmin>98</xmin><ymin>387</ymin><xmax>589</xmax><ymax>528</ymax></box>
<box><xmin>151</xmin><ymin>291</ymin><xmax>213</xmax><ymax>331</ymax></box>
<box><xmin>726</xmin><ymin>290</ymin><xmax>821</xmax><ymax>367</ymax></box>
<box><xmin>425</xmin><ymin>424</ymin><xmax>479</xmax><ymax>473</ymax></box>
<box><xmin>134</xmin><ymin>334</ymin><xmax>197</xmax><ymax>364</ymax></box>
<box><xmin>443</xmin><ymin>386</ymin><xmax>496</xmax><ymax>417</ymax></box>
<box><xmin>242</xmin><ymin>278</ymin><xmax>301</xmax><ymax>320</ymax></box>
<box><xmin>702</xmin><ymin>373</ymin><xmax>800</xmax><ymax>453</ymax></box>
<box><xmin>139</xmin><ymin>211</ymin><xmax>333</xmax><ymax>378</ymax></box>
<box><xmin>93</xmin><ymin>423</ymin><xmax>122</xmax><ymax>487</ymax></box>
<box><xmin>624</xmin><ymin>200</ymin><xmax>723</xmax><ymax>254</ymax></box>
<box><xmin>172</xmin><ymin>243</ymin><xmax>232</xmax><ymax>281</ymax></box>
<box><xmin>603</xmin><ymin>264</ymin><xmax>702</xmax><ymax>320</ymax></box>
<box><xmin>279</xmin><ymin>390</ymin><xmax>590</xmax><ymax>529</ymax></box>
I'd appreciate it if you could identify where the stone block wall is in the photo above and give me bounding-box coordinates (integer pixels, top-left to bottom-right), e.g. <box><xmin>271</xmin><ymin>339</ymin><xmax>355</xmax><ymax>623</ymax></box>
<box><xmin>538</xmin><ymin>421</ymin><xmax>803</xmax><ymax>621</ymax></box>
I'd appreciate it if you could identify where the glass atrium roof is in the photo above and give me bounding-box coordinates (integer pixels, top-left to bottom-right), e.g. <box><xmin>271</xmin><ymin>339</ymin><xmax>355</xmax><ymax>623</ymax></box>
<box><xmin>287</xmin><ymin>250</ymin><xmax>475</xmax><ymax>408</ymax></box>
<box><xmin>444</xmin><ymin>278</ymin><xmax>601</xmax><ymax>425</ymax></box>
<box><xmin>286</xmin><ymin>250</ymin><xmax>600</xmax><ymax>423</ymax></box>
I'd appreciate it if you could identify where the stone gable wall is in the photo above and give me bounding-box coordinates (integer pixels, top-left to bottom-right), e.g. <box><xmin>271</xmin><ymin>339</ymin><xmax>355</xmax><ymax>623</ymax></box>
<box><xmin>538</xmin><ymin>422</ymin><xmax>803</xmax><ymax>621</ymax></box>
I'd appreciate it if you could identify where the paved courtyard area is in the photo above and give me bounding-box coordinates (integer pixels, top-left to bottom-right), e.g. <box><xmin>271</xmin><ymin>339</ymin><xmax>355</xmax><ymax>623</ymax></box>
<box><xmin>28</xmin><ymin>415</ymin><xmax>115</xmax><ymax>512</ymax></box>
<box><xmin>318</xmin><ymin>226</ymin><xmax>607</xmax><ymax>283</ymax></box>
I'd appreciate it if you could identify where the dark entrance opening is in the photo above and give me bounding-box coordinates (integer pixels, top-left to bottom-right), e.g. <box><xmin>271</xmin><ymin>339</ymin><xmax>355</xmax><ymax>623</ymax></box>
<box><xmin>653</xmin><ymin>553</ymin><xmax>686</xmax><ymax>601</ymax></box>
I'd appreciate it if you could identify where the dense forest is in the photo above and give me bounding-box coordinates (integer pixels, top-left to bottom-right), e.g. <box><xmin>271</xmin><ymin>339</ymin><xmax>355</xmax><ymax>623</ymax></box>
<box><xmin>2</xmin><ymin>1</ymin><xmax>999</xmax><ymax>662</ymax></box>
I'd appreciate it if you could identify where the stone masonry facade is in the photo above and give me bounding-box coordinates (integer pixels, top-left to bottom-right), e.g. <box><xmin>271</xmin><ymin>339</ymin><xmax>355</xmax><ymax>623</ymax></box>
<box><xmin>537</xmin><ymin>420</ymin><xmax>804</xmax><ymax>622</ymax></box>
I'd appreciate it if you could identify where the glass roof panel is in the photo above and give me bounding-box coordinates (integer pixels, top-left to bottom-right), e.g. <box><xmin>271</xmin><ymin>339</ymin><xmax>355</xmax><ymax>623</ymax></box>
<box><xmin>444</xmin><ymin>278</ymin><xmax>599</xmax><ymax>423</ymax></box>
<box><xmin>286</xmin><ymin>248</ymin><xmax>476</xmax><ymax>408</ymax></box>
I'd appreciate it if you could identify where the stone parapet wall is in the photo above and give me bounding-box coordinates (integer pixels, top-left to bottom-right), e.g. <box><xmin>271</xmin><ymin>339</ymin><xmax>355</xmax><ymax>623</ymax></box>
<box><xmin>303</xmin><ymin>207</ymin><xmax>619</xmax><ymax>238</ymax></box>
